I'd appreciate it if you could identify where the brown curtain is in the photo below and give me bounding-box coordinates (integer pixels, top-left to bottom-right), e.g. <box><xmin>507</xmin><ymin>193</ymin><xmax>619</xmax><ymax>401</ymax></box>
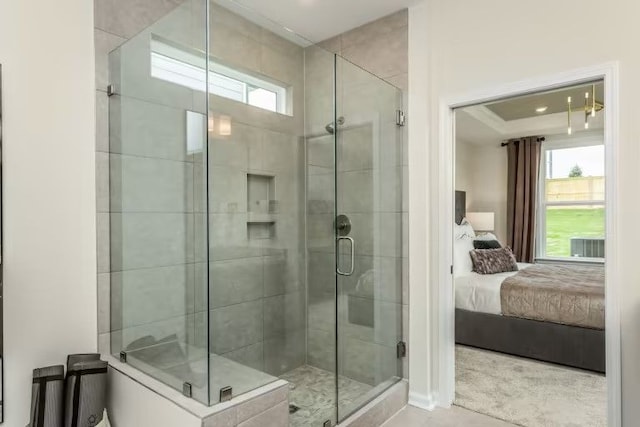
<box><xmin>506</xmin><ymin>136</ymin><xmax>542</xmax><ymax>263</ymax></box>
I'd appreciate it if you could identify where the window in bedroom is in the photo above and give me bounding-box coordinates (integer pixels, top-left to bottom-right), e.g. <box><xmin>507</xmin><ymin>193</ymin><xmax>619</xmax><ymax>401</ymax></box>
<box><xmin>538</xmin><ymin>136</ymin><xmax>605</xmax><ymax>260</ymax></box>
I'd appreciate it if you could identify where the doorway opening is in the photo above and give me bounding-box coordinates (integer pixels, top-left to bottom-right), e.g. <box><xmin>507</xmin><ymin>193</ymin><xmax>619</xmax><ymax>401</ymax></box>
<box><xmin>437</xmin><ymin>64</ymin><xmax>620</xmax><ymax>427</ymax></box>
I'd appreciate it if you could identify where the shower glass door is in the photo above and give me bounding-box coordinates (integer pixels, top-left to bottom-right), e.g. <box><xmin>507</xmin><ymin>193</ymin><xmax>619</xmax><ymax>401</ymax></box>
<box><xmin>334</xmin><ymin>56</ymin><xmax>404</xmax><ymax>422</ymax></box>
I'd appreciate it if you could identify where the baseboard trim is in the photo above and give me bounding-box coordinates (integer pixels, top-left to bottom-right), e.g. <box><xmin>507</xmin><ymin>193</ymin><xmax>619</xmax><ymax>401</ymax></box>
<box><xmin>408</xmin><ymin>391</ymin><xmax>436</xmax><ymax>411</ymax></box>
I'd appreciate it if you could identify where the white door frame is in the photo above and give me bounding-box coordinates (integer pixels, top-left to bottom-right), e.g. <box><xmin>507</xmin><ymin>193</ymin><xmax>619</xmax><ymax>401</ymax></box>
<box><xmin>436</xmin><ymin>62</ymin><xmax>621</xmax><ymax>427</ymax></box>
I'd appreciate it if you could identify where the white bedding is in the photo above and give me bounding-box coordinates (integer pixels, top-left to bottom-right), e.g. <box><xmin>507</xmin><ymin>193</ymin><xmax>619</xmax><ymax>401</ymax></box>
<box><xmin>455</xmin><ymin>263</ymin><xmax>533</xmax><ymax>315</ymax></box>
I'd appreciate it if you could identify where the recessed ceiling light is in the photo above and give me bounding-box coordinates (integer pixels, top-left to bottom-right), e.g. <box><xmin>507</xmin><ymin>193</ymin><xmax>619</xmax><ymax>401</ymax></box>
<box><xmin>535</xmin><ymin>106</ymin><xmax>548</xmax><ymax>113</ymax></box>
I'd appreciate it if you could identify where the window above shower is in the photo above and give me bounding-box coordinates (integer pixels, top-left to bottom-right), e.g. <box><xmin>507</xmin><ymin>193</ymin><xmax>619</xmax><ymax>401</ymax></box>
<box><xmin>150</xmin><ymin>37</ymin><xmax>290</xmax><ymax>115</ymax></box>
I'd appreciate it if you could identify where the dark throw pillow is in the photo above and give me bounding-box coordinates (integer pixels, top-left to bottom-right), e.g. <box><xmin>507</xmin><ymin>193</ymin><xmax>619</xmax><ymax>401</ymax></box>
<box><xmin>470</xmin><ymin>247</ymin><xmax>519</xmax><ymax>274</ymax></box>
<box><xmin>473</xmin><ymin>239</ymin><xmax>502</xmax><ymax>249</ymax></box>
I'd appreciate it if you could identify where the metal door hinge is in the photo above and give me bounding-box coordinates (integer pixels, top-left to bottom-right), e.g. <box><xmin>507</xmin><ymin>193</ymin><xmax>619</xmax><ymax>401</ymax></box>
<box><xmin>397</xmin><ymin>341</ymin><xmax>407</xmax><ymax>358</ymax></box>
<box><xmin>119</xmin><ymin>351</ymin><xmax>127</xmax><ymax>363</ymax></box>
<box><xmin>396</xmin><ymin>110</ymin><xmax>406</xmax><ymax>126</ymax></box>
<box><xmin>107</xmin><ymin>84</ymin><xmax>116</xmax><ymax>97</ymax></box>
<box><xmin>220</xmin><ymin>386</ymin><xmax>233</xmax><ymax>402</ymax></box>
<box><xmin>451</xmin><ymin>265</ymin><xmax>454</xmax><ymax>275</ymax></box>
<box><xmin>183</xmin><ymin>382</ymin><xmax>193</xmax><ymax>398</ymax></box>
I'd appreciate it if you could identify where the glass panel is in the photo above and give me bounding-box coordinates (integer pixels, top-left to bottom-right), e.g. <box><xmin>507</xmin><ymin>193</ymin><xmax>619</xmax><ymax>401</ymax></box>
<box><xmin>544</xmin><ymin>205</ymin><xmax>605</xmax><ymax>258</ymax></box>
<box><xmin>543</xmin><ymin>144</ymin><xmax>605</xmax><ymax>258</ymax></box>
<box><xmin>108</xmin><ymin>0</ymin><xmax>210</xmax><ymax>404</ymax></box>
<box><xmin>295</xmin><ymin>44</ymin><xmax>339</xmax><ymax>426</ymax></box>
<box><xmin>544</xmin><ymin>145</ymin><xmax>605</xmax><ymax>203</ymax></box>
<box><xmin>248</xmin><ymin>86</ymin><xmax>277</xmax><ymax>111</ymax></box>
<box><xmin>149</xmin><ymin>37</ymin><xmax>290</xmax><ymax>114</ymax></box>
<box><xmin>206</xmin><ymin>0</ymin><xmax>309</xmax><ymax>405</ymax></box>
<box><xmin>334</xmin><ymin>56</ymin><xmax>404</xmax><ymax>422</ymax></box>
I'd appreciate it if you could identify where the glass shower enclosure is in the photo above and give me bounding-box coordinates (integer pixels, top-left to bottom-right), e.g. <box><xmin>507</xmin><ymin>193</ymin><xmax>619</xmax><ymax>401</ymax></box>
<box><xmin>107</xmin><ymin>0</ymin><xmax>404</xmax><ymax>424</ymax></box>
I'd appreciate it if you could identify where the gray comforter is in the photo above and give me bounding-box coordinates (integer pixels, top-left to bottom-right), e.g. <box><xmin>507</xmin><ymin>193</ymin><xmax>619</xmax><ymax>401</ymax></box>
<box><xmin>500</xmin><ymin>263</ymin><xmax>605</xmax><ymax>329</ymax></box>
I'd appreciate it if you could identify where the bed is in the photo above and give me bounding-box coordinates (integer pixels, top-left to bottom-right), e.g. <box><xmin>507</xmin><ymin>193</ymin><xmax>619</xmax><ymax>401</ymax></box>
<box><xmin>454</xmin><ymin>191</ymin><xmax>605</xmax><ymax>373</ymax></box>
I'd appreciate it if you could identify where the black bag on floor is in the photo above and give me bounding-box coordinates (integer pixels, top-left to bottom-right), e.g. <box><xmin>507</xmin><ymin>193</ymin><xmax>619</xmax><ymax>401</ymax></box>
<box><xmin>29</xmin><ymin>365</ymin><xmax>65</xmax><ymax>427</ymax></box>
<box><xmin>64</xmin><ymin>354</ymin><xmax>108</xmax><ymax>427</ymax></box>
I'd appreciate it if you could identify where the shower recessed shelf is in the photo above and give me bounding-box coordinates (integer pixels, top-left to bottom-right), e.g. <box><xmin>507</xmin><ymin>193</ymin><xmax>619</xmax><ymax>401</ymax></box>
<box><xmin>247</xmin><ymin>173</ymin><xmax>277</xmax><ymax>214</ymax></box>
<box><xmin>247</xmin><ymin>213</ymin><xmax>276</xmax><ymax>223</ymax></box>
<box><xmin>247</xmin><ymin>173</ymin><xmax>277</xmax><ymax>239</ymax></box>
<box><xmin>247</xmin><ymin>173</ymin><xmax>277</xmax><ymax>240</ymax></box>
<box><xmin>248</xmin><ymin>221</ymin><xmax>275</xmax><ymax>240</ymax></box>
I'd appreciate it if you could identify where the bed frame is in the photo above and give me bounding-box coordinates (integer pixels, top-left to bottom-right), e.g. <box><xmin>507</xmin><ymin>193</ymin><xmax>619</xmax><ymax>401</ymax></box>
<box><xmin>456</xmin><ymin>309</ymin><xmax>605</xmax><ymax>373</ymax></box>
<box><xmin>454</xmin><ymin>190</ymin><xmax>605</xmax><ymax>373</ymax></box>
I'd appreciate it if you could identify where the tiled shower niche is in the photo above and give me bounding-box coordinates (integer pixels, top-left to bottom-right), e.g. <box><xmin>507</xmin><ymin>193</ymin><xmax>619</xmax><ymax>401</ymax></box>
<box><xmin>247</xmin><ymin>173</ymin><xmax>277</xmax><ymax>239</ymax></box>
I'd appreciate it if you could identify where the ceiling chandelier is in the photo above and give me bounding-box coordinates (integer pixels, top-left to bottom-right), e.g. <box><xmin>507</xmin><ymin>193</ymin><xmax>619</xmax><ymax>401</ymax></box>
<box><xmin>567</xmin><ymin>84</ymin><xmax>604</xmax><ymax>135</ymax></box>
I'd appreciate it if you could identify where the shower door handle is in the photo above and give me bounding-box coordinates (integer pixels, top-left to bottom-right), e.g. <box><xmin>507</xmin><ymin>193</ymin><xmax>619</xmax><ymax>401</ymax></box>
<box><xmin>336</xmin><ymin>236</ymin><xmax>355</xmax><ymax>276</ymax></box>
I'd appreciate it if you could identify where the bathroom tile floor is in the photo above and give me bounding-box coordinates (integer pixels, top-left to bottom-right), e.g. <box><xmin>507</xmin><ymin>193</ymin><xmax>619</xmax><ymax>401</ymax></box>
<box><xmin>280</xmin><ymin>365</ymin><xmax>374</xmax><ymax>426</ymax></box>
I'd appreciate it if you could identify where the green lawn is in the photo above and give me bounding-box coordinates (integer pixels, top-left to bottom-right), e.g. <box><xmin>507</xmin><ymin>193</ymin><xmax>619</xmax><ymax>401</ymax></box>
<box><xmin>545</xmin><ymin>208</ymin><xmax>605</xmax><ymax>257</ymax></box>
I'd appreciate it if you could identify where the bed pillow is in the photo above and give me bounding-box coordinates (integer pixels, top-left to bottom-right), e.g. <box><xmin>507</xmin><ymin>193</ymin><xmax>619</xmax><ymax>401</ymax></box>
<box><xmin>473</xmin><ymin>239</ymin><xmax>502</xmax><ymax>249</ymax></box>
<box><xmin>453</xmin><ymin>235</ymin><xmax>475</xmax><ymax>276</ymax></box>
<box><xmin>474</xmin><ymin>232</ymin><xmax>498</xmax><ymax>241</ymax></box>
<box><xmin>470</xmin><ymin>247</ymin><xmax>519</xmax><ymax>274</ymax></box>
<box><xmin>454</xmin><ymin>218</ymin><xmax>476</xmax><ymax>240</ymax></box>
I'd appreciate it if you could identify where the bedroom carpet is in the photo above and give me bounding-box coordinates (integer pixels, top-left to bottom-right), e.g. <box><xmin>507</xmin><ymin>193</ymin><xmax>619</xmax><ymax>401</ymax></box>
<box><xmin>455</xmin><ymin>345</ymin><xmax>606</xmax><ymax>427</ymax></box>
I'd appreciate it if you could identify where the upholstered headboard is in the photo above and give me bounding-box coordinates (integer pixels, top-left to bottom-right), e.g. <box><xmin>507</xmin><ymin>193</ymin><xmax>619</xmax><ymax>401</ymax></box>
<box><xmin>455</xmin><ymin>191</ymin><xmax>466</xmax><ymax>225</ymax></box>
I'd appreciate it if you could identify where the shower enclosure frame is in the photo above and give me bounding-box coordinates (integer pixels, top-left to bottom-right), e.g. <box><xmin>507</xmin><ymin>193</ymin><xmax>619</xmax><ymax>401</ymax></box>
<box><xmin>106</xmin><ymin>1</ymin><xmax>406</xmax><ymax>423</ymax></box>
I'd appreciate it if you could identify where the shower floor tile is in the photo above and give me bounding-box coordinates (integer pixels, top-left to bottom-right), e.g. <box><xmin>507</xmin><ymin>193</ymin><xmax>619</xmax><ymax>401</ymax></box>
<box><xmin>280</xmin><ymin>365</ymin><xmax>374</xmax><ymax>426</ymax></box>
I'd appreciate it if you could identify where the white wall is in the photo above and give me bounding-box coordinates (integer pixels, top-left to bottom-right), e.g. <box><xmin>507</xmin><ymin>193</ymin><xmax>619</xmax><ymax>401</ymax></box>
<box><xmin>456</xmin><ymin>141</ymin><xmax>508</xmax><ymax>242</ymax></box>
<box><xmin>409</xmin><ymin>0</ymin><xmax>640</xmax><ymax>423</ymax></box>
<box><xmin>407</xmin><ymin>1</ymin><xmax>433</xmax><ymax>408</ymax></box>
<box><xmin>0</xmin><ymin>0</ymin><xmax>97</xmax><ymax>425</ymax></box>
<box><xmin>454</xmin><ymin>140</ymin><xmax>473</xmax><ymax>195</ymax></box>
<box><xmin>107</xmin><ymin>369</ymin><xmax>200</xmax><ymax>427</ymax></box>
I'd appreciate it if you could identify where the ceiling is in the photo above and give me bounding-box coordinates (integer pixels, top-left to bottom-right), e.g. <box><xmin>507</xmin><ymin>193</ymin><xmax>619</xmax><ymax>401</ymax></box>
<box><xmin>486</xmin><ymin>82</ymin><xmax>604</xmax><ymax>121</ymax></box>
<box><xmin>456</xmin><ymin>81</ymin><xmax>605</xmax><ymax>146</ymax></box>
<box><xmin>224</xmin><ymin>0</ymin><xmax>419</xmax><ymax>42</ymax></box>
<box><xmin>456</xmin><ymin>110</ymin><xmax>505</xmax><ymax>146</ymax></box>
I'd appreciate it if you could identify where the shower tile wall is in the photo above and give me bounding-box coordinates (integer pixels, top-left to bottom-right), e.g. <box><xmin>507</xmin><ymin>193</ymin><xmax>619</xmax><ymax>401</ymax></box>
<box><xmin>305</xmin><ymin>10</ymin><xmax>409</xmax><ymax>381</ymax></box>
<box><xmin>95</xmin><ymin>0</ymin><xmax>307</xmax><ymax>382</ymax></box>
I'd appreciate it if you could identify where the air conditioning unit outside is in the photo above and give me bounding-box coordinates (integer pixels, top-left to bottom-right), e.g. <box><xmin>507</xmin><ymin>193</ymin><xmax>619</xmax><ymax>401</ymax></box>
<box><xmin>570</xmin><ymin>237</ymin><xmax>605</xmax><ymax>258</ymax></box>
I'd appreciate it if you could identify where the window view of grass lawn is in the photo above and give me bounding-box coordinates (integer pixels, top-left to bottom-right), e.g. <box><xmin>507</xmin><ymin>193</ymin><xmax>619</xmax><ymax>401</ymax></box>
<box><xmin>545</xmin><ymin>207</ymin><xmax>605</xmax><ymax>257</ymax></box>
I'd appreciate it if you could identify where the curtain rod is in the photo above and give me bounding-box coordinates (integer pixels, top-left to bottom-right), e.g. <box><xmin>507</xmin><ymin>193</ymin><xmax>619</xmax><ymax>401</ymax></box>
<box><xmin>501</xmin><ymin>136</ymin><xmax>546</xmax><ymax>147</ymax></box>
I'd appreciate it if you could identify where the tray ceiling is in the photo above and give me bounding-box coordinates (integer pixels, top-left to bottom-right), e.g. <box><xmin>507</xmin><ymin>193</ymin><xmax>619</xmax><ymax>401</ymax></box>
<box><xmin>486</xmin><ymin>82</ymin><xmax>605</xmax><ymax>121</ymax></box>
